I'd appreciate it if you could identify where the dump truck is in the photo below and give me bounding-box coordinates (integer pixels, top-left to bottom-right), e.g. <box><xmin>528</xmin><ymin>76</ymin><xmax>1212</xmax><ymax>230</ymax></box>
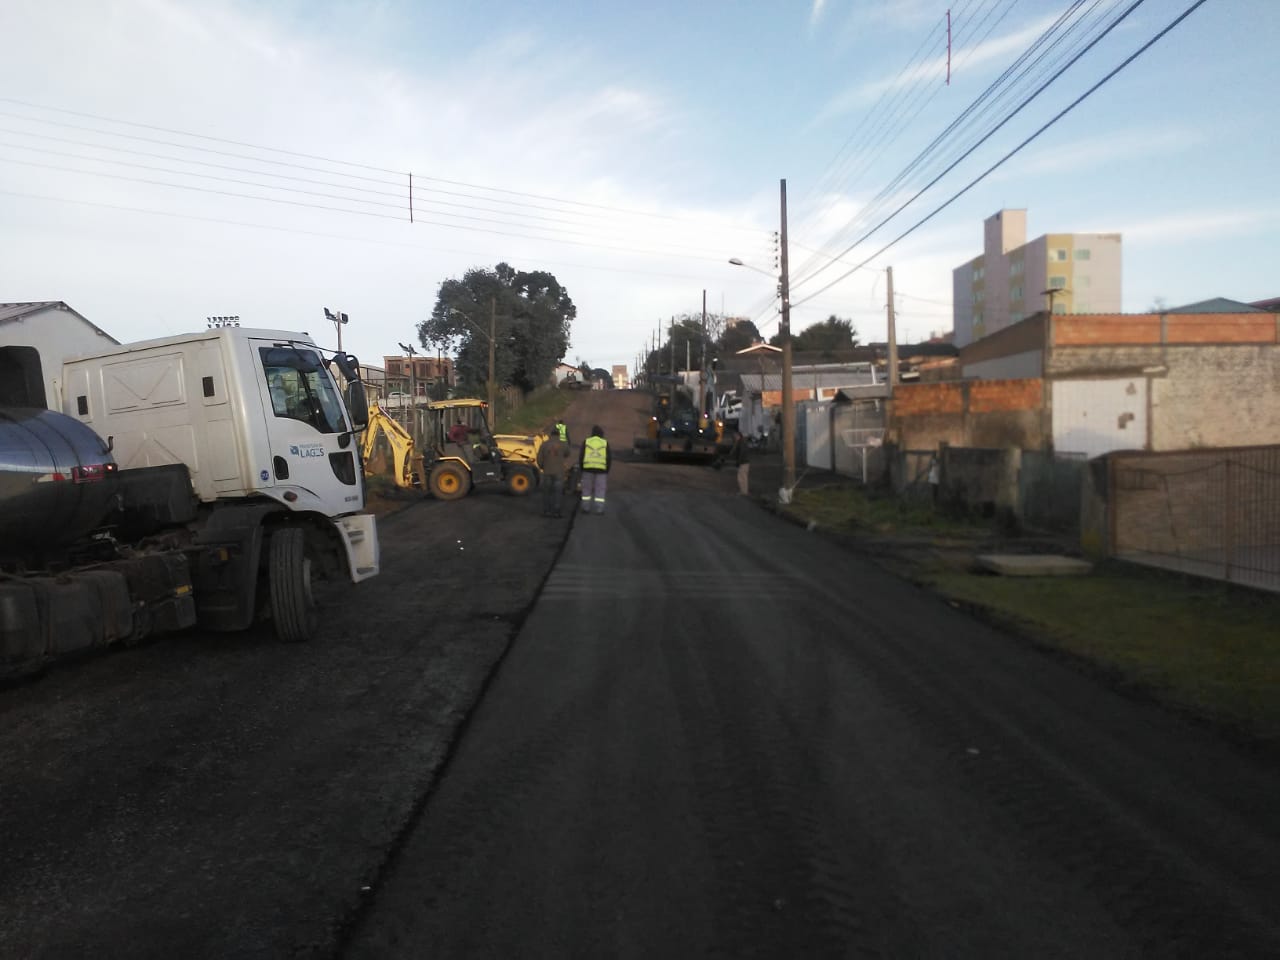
<box><xmin>0</xmin><ymin>326</ymin><xmax>380</xmax><ymax>666</ymax></box>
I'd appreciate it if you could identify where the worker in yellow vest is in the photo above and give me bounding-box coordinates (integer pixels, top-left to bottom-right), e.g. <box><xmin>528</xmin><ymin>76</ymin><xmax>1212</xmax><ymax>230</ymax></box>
<box><xmin>578</xmin><ymin>424</ymin><xmax>611</xmax><ymax>515</ymax></box>
<box><xmin>554</xmin><ymin>416</ymin><xmax>570</xmax><ymax>444</ymax></box>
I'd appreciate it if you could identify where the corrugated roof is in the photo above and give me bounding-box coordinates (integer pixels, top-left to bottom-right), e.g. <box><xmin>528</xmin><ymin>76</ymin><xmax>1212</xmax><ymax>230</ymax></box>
<box><xmin>1167</xmin><ymin>297</ymin><xmax>1265</xmax><ymax>314</ymax></box>
<box><xmin>0</xmin><ymin>301</ymin><xmax>119</xmax><ymax>343</ymax></box>
<box><xmin>0</xmin><ymin>301</ymin><xmax>63</xmax><ymax>323</ymax></box>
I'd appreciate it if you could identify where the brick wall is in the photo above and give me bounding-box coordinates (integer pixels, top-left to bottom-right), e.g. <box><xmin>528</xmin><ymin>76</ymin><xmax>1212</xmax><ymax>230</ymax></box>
<box><xmin>892</xmin><ymin>379</ymin><xmax>1045</xmax><ymax>450</ymax></box>
<box><xmin>1152</xmin><ymin>346</ymin><xmax>1280</xmax><ymax>449</ymax></box>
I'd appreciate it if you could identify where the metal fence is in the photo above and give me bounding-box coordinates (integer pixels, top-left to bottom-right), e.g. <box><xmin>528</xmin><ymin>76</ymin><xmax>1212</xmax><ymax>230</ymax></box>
<box><xmin>1110</xmin><ymin>446</ymin><xmax>1280</xmax><ymax>593</ymax></box>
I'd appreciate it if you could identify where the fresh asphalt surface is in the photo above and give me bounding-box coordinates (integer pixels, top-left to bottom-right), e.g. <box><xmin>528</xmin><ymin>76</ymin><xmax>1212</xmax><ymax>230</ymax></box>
<box><xmin>2</xmin><ymin>390</ymin><xmax>1277</xmax><ymax>958</ymax></box>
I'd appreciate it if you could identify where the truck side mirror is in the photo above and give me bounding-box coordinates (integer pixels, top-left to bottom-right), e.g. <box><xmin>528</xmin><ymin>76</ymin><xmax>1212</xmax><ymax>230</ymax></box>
<box><xmin>346</xmin><ymin>380</ymin><xmax>369</xmax><ymax>430</ymax></box>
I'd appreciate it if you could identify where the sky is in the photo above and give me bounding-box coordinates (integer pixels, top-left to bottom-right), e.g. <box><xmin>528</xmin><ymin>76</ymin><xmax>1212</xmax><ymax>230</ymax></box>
<box><xmin>2</xmin><ymin>0</ymin><xmax>1276</xmax><ymax>376</ymax></box>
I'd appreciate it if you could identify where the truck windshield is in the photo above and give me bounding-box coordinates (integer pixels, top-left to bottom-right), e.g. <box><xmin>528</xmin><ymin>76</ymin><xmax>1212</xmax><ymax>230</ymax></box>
<box><xmin>260</xmin><ymin>346</ymin><xmax>348</xmax><ymax>434</ymax></box>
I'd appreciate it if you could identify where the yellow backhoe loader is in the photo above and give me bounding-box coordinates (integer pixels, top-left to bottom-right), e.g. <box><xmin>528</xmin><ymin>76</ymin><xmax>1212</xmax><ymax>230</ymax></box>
<box><xmin>361</xmin><ymin>398</ymin><xmax>542</xmax><ymax>501</ymax></box>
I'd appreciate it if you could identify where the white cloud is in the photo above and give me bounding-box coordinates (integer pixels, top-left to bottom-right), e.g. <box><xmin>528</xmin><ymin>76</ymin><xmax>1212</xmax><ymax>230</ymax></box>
<box><xmin>1114</xmin><ymin>209</ymin><xmax>1280</xmax><ymax>245</ymax></box>
<box><xmin>0</xmin><ymin>0</ymin><xmax>767</xmax><ymax>369</ymax></box>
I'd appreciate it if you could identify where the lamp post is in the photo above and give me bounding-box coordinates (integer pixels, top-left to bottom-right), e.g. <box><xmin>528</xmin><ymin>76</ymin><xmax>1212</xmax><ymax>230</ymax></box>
<box><xmin>324</xmin><ymin>307</ymin><xmax>349</xmax><ymax>352</ymax></box>
<box><xmin>729</xmin><ymin>179</ymin><xmax>796</xmax><ymax>499</ymax></box>
<box><xmin>397</xmin><ymin>341</ymin><xmax>418</xmax><ymax>443</ymax></box>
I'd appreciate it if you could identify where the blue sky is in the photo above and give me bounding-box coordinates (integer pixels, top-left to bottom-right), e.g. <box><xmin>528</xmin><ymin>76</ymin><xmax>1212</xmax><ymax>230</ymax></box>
<box><xmin>1</xmin><ymin>0</ymin><xmax>1275</xmax><ymax>374</ymax></box>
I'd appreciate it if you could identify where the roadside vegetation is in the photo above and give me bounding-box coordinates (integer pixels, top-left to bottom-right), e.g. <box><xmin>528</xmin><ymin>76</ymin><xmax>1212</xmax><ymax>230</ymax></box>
<box><xmin>495</xmin><ymin>386</ymin><xmax>573</xmax><ymax>436</ymax></box>
<box><xmin>783</xmin><ymin>485</ymin><xmax>1280</xmax><ymax>745</ymax></box>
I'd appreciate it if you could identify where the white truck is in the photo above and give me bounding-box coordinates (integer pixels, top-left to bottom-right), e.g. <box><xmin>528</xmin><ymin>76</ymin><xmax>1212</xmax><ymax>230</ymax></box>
<box><xmin>0</xmin><ymin>326</ymin><xmax>379</xmax><ymax>662</ymax></box>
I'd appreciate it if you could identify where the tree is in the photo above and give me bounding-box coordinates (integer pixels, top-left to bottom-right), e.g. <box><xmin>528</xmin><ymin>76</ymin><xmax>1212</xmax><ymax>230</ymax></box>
<box><xmin>642</xmin><ymin>311</ymin><xmax>735</xmax><ymax>376</ymax></box>
<box><xmin>419</xmin><ymin>262</ymin><xmax>575</xmax><ymax>394</ymax></box>
<box><xmin>771</xmin><ymin>314</ymin><xmax>858</xmax><ymax>357</ymax></box>
<box><xmin>718</xmin><ymin>318</ymin><xmax>762</xmax><ymax>355</ymax></box>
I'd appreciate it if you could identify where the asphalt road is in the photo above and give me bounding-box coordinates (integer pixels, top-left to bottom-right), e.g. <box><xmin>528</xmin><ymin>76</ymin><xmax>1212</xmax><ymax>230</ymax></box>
<box><xmin>2</xmin><ymin>389</ymin><xmax>1277</xmax><ymax>958</ymax></box>
<box><xmin>347</xmin><ymin>392</ymin><xmax>1280</xmax><ymax>958</ymax></box>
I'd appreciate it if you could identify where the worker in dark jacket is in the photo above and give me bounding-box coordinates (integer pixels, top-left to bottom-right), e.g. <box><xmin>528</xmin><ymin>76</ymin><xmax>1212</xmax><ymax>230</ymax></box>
<box><xmin>536</xmin><ymin>428</ymin><xmax>573</xmax><ymax>518</ymax></box>
<box><xmin>579</xmin><ymin>424</ymin><xmax>611</xmax><ymax>515</ymax></box>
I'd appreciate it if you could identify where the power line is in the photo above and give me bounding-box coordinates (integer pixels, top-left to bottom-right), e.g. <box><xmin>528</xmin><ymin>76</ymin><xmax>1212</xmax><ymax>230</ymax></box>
<box><xmin>0</xmin><ymin>98</ymin><xmax>772</xmax><ymax>235</ymax></box>
<box><xmin>793</xmin><ymin>0</ymin><xmax>1141</xmax><ymax>295</ymax></box>
<box><xmin>0</xmin><ymin>187</ymin><xmax>726</xmax><ymax>284</ymax></box>
<box><xmin>792</xmin><ymin>0</ymin><xmax>1017</xmax><ymax>282</ymax></box>
<box><xmin>792</xmin><ymin>0</ymin><xmax>1211</xmax><ymax>307</ymax></box>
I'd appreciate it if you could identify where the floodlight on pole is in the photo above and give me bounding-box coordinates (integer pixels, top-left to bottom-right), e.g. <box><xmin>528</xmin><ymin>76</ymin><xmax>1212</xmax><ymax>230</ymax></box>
<box><xmin>324</xmin><ymin>307</ymin><xmax>349</xmax><ymax>352</ymax></box>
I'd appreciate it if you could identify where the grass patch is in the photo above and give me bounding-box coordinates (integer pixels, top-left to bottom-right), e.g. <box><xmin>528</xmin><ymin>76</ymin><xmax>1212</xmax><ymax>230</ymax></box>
<box><xmin>496</xmin><ymin>387</ymin><xmax>573</xmax><ymax>436</ymax></box>
<box><xmin>787</xmin><ymin>485</ymin><xmax>989</xmax><ymax>539</ymax></box>
<box><xmin>927</xmin><ymin>564</ymin><xmax>1280</xmax><ymax>742</ymax></box>
<box><xmin>783</xmin><ymin>486</ymin><xmax>1280</xmax><ymax>743</ymax></box>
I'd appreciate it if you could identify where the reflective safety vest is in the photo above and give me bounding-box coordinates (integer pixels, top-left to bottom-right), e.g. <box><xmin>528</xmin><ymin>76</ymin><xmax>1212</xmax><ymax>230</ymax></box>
<box><xmin>556</xmin><ymin>421</ymin><xmax>568</xmax><ymax>442</ymax></box>
<box><xmin>582</xmin><ymin>435</ymin><xmax>608</xmax><ymax>471</ymax></box>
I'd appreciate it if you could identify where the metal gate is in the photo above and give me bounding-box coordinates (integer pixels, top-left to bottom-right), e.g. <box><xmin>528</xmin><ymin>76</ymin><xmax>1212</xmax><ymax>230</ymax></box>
<box><xmin>1110</xmin><ymin>446</ymin><xmax>1280</xmax><ymax>592</ymax></box>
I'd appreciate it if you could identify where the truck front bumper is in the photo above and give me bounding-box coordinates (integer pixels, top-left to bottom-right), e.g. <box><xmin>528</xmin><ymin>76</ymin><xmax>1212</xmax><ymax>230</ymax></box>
<box><xmin>336</xmin><ymin>512</ymin><xmax>380</xmax><ymax>582</ymax></box>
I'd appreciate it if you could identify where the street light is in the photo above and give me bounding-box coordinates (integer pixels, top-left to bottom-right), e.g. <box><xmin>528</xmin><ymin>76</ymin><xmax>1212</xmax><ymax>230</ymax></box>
<box><xmin>445</xmin><ymin>299</ymin><xmax>534</xmax><ymax>430</ymax></box>
<box><xmin>324</xmin><ymin>307</ymin><xmax>349</xmax><ymax>352</ymax></box>
<box><xmin>729</xmin><ymin>179</ymin><xmax>795</xmax><ymax>502</ymax></box>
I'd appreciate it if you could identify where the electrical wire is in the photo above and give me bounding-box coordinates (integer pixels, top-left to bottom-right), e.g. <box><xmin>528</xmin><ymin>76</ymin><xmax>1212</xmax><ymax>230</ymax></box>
<box><xmin>793</xmin><ymin>0</ymin><xmax>1140</xmax><ymax>294</ymax></box>
<box><xmin>792</xmin><ymin>0</ymin><xmax>1211</xmax><ymax>308</ymax></box>
<box><xmin>792</xmin><ymin>0</ymin><xmax>1016</xmax><ymax>283</ymax></box>
<box><xmin>0</xmin><ymin>98</ymin><xmax>772</xmax><ymax>235</ymax></box>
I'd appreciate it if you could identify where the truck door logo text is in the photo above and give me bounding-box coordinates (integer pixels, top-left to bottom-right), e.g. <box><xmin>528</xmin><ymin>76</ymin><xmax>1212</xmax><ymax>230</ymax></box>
<box><xmin>289</xmin><ymin>443</ymin><xmax>325</xmax><ymax>458</ymax></box>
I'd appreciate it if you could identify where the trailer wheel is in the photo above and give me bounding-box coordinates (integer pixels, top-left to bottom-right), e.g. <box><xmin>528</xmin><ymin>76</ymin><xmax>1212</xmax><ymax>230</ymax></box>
<box><xmin>506</xmin><ymin>464</ymin><xmax>536</xmax><ymax>496</ymax></box>
<box><xmin>269</xmin><ymin>527</ymin><xmax>316</xmax><ymax>642</ymax></box>
<box><xmin>429</xmin><ymin>462</ymin><xmax>471</xmax><ymax>500</ymax></box>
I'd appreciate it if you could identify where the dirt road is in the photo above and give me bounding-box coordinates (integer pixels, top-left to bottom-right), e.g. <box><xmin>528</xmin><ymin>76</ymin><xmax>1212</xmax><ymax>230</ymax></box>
<box><xmin>2</xmin><ymin>389</ymin><xmax>1277</xmax><ymax>957</ymax></box>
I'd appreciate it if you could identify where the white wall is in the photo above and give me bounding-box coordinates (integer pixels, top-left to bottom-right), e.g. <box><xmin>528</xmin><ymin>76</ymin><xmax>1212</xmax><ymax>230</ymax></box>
<box><xmin>0</xmin><ymin>306</ymin><xmax>118</xmax><ymax>408</ymax></box>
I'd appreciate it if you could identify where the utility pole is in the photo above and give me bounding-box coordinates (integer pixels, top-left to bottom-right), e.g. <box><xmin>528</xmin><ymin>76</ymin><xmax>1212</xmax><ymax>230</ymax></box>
<box><xmin>700</xmin><ymin>289</ymin><xmax>707</xmax><ymax>414</ymax></box>
<box><xmin>324</xmin><ymin>308</ymin><xmax>349</xmax><ymax>352</ymax></box>
<box><xmin>886</xmin><ymin>266</ymin><xmax>899</xmax><ymax>395</ymax></box>
<box><xmin>780</xmin><ymin>178</ymin><xmax>796</xmax><ymax>496</ymax></box>
<box><xmin>488</xmin><ymin>296</ymin><xmax>497</xmax><ymax>430</ymax></box>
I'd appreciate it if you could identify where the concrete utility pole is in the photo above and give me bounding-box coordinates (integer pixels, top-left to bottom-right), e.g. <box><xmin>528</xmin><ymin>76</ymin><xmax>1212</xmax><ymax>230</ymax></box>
<box><xmin>886</xmin><ymin>266</ymin><xmax>899</xmax><ymax>395</ymax></box>
<box><xmin>700</xmin><ymin>289</ymin><xmax>707</xmax><ymax>413</ymax></box>
<box><xmin>488</xmin><ymin>296</ymin><xmax>498</xmax><ymax>430</ymax></box>
<box><xmin>780</xmin><ymin>178</ymin><xmax>796</xmax><ymax>496</ymax></box>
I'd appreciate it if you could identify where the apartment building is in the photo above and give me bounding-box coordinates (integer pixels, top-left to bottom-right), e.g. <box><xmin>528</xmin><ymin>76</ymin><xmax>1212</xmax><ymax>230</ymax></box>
<box><xmin>381</xmin><ymin>353</ymin><xmax>454</xmax><ymax>399</ymax></box>
<box><xmin>952</xmin><ymin>209</ymin><xmax>1121</xmax><ymax>347</ymax></box>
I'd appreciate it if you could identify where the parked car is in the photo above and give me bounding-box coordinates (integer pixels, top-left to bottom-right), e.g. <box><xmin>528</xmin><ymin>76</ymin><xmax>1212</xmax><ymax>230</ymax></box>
<box><xmin>384</xmin><ymin>391</ymin><xmax>411</xmax><ymax>409</ymax></box>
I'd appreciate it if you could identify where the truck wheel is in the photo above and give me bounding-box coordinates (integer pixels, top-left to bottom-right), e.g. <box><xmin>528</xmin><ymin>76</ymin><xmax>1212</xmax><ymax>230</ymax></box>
<box><xmin>506</xmin><ymin>465</ymin><xmax>536</xmax><ymax>496</ymax></box>
<box><xmin>269</xmin><ymin>527</ymin><xmax>316</xmax><ymax>642</ymax></box>
<box><xmin>430</xmin><ymin>462</ymin><xmax>471</xmax><ymax>500</ymax></box>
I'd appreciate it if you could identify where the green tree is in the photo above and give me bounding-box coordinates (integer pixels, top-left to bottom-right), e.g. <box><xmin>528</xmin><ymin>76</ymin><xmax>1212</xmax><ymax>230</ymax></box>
<box><xmin>718</xmin><ymin>318</ymin><xmax>762</xmax><ymax>355</ymax></box>
<box><xmin>420</xmin><ymin>262</ymin><xmax>575</xmax><ymax>394</ymax></box>
<box><xmin>770</xmin><ymin>314</ymin><xmax>858</xmax><ymax>356</ymax></box>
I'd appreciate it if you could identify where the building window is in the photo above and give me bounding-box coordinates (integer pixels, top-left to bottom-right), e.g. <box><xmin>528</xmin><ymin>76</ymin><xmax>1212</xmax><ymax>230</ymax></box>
<box><xmin>1053</xmin><ymin>303</ymin><xmax>1067</xmax><ymax>315</ymax></box>
<box><xmin>1077</xmin><ymin>275</ymin><xmax>1091</xmax><ymax>288</ymax></box>
<box><xmin>1010</xmin><ymin>285</ymin><xmax>1023</xmax><ymax>300</ymax></box>
<box><xmin>1049</xmin><ymin>276</ymin><xmax>1067</xmax><ymax>288</ymax></box>
<box><xmin>1010</xmin><ymin>260</ymin><xmax>1023</xmax><ymax>276</ymax></box>
<box><xmin>1074</xmin><ymin>248</ymin><xmax>1091</xmax><ymax>260</ymax></box>
<box><xmin>1052</xmin><ymin>248</ymin><xmax>1068</xmax><ymax>262</ymax></box>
